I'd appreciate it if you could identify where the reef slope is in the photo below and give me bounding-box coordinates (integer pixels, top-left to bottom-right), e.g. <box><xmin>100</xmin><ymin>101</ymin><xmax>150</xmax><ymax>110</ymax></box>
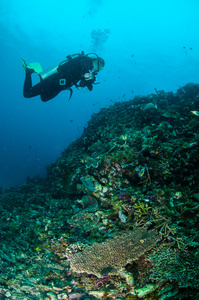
<box><xmin>0</xmin><ymin>83</ymin><xmax>199</xmax><ymax>299</ymax></box>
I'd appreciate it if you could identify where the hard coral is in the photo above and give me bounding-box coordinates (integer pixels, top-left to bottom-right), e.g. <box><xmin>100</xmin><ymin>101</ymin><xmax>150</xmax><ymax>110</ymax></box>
<box><xmin>70</xmin><ymin>229</ymin><xmax>160</xmax><ymax>277</ymax></box>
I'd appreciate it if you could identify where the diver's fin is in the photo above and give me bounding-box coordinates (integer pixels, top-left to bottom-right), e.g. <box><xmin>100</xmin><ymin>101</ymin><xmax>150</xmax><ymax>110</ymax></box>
<box><xmin>22</xmin><ymin>58</ymin><xmax>43</xmax><ymax>74</ymax></box>
<box><xmin>29</xmin><ymin>62</ymin><xmax>43</xmax><ymax>74</ymax></box>
<box><xmin>67</xmin><ymin>88</ymin><xmax>73</xmax><ymax>101</ymax></box>
<box><xmin>22</xmin><ymin>58</ymin><xmax>32</xmax><ymax>72</ymax></box>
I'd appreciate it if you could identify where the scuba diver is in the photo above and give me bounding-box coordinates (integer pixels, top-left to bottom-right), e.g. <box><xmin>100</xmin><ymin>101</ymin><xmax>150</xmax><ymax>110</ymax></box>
<box><xmin>22</xmin><ymin>51</ymin><xmax>105</xmax><ymax>102</ymax></box>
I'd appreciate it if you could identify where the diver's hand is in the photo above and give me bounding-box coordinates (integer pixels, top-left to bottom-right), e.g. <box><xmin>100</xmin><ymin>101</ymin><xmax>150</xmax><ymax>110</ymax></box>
<box><xmin>84</xmin><ymin>72</ymin><xmax>94</xmax><ymax>81</ymax></box>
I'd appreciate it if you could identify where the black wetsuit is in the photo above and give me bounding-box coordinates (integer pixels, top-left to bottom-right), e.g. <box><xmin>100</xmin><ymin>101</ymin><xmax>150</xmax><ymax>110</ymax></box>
<box><xmin>23</xmin><ymin>55</ymin><xmax>96</xmax><ymax>102</ymax></box>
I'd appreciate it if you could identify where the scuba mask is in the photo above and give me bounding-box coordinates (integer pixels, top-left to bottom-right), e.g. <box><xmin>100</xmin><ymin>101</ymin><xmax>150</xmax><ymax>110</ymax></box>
<box><xmin>86</xmin><ymin>53</ymin><xmax>105</xmax><ymax>72</ymax></box>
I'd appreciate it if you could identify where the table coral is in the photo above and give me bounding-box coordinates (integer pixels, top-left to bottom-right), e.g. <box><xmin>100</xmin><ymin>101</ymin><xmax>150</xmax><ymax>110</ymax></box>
<box><xmin>70</xmin><ymin>229</ymin><xmax>160</xmax><ymax>277</ymax></box>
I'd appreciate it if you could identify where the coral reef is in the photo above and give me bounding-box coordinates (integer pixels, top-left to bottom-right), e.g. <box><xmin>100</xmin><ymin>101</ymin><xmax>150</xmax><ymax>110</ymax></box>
<box><xmin>0</xmin><ymin>82</ymin><xmax>199</xmax><ymax>299</ymax></box>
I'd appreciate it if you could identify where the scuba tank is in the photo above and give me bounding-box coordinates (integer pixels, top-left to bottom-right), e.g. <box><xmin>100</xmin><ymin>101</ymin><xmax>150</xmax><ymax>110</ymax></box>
<box><xmin>40</xmin><ymin>51</ymin><xmax>85</xmax><ymax>80</ymax></box>
<box><xmin>40</xmin><ymin>65</ymin><xmax>58</xmax><ymax>80</ymax></box>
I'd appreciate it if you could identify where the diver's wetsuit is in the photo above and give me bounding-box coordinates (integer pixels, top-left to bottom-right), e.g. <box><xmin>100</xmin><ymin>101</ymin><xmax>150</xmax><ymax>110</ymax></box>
<box><xmin>23</xmin><ymin>55</ymin><xmax>96</xmax><ymax>102</ymax></box>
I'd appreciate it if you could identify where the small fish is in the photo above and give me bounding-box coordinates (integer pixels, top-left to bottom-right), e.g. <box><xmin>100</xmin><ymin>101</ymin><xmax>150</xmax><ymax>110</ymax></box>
<box><xmin>191</xmin><ymin>111</ymin><xmax>199</xmax><ymax>116</ymax></box>
<box><xmin>138</xmin><ymin>167</ymin><xmax>145</xmax><ymax>177</ymax></box>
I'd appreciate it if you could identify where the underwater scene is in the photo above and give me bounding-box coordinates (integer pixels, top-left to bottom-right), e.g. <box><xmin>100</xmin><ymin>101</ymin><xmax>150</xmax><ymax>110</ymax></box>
<box><xmin>1</xmin><ymin>0</ymin><xmax>199</xmax><ymax>299</ymax></box>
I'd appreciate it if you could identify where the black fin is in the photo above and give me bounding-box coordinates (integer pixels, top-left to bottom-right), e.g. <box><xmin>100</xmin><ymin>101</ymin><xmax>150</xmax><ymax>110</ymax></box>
<box><xmin>67</xmin><ymin>88</ymin><xmax>73</xmax><ymax>101</ymax></box>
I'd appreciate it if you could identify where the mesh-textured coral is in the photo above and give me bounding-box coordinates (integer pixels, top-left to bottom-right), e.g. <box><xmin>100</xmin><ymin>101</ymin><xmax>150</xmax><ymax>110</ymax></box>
<box><xmin>70</xmin><ymin>229</ymin><xmax>160</xmax><ymax>277</ymax></box>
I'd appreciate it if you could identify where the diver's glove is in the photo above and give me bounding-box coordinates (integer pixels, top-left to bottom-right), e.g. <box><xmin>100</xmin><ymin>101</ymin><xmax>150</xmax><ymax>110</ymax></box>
<box><xmin>84</xmin><ymin>71</ymin><xmax>94</xmax><ymax>81</ymax></box>
<box><xmin>76</xmin><ymin>78</ymin><xmax>95</xmax><ymax>91</ymax></box>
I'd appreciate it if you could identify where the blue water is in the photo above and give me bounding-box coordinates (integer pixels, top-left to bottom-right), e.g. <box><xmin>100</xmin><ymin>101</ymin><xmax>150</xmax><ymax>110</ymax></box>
<box><xmin>0</xmin><ymin>0</ymin><xmax>199</xmax><ymax>189</ymax></box>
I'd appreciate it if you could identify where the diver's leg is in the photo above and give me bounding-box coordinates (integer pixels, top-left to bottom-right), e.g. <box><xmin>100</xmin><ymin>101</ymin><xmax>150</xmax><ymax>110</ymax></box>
<box><xmin>23</xmin><ymin>69</ymin><xmax>41</xmax><ymax>98</ymax></box>
<box><xmin>40</xmin><ymin>75</ymin><xmax>62</xmax><ymax>101</ymax></box>
<box><xmin>40</xmin><ymin>89</ymin><xmax>60</xmax><ymax>102</ymax></box>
